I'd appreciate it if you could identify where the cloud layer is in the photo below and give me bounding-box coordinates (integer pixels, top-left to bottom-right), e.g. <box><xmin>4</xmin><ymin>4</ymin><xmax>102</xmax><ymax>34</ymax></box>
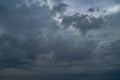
<box><xmin>0</xmin><ymin>0</ymin><xmax>120</xmax><ymax>80</ymax></box>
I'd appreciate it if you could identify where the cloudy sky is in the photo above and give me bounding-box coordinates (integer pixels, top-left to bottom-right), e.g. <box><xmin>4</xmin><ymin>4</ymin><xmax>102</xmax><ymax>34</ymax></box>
<box><xmin>0</xmin><ymin>0</ymin><xmax>120</xmax><ymax>80</ymax></box>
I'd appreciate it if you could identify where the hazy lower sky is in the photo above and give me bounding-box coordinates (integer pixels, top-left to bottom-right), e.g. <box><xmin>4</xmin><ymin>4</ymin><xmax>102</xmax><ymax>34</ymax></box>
<box><xmin>0</xmin><ymin>0</ymin><xmax>120</xmax><ymax>80</ymax></box>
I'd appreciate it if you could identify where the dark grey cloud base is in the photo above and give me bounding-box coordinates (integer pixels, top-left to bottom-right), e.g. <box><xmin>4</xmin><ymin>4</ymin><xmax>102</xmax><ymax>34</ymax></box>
<box><xmin>0</xmin><ymin>0</ymin><xmax>120</xmax><ymax>80</ymax></box>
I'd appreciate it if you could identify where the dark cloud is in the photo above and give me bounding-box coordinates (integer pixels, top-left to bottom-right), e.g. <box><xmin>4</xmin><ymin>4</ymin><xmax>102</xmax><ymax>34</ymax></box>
<box><xmin>0</xmin><ymin>0</ymin><xmax>116</xmax><ymax>70</ymax></box>
<box><xmin>0</xmin><ymin>0</ymin><xmax>120</xmax><ymax>80</ymax></box>
<box><xmin>0</xmin><ymin>0</ymin><xmax>53</xmax><ymax>35</ymax></box>
<box><xmin>53</xmin><ymin>3</ymin><xmax>68</xmax><ymax>13</ymax></box>
<box><xmin>87</xmin><ymin>7</ymin><xmax>95</xmax><ymax>12</ymax></box>
<box><xmin>52</xmin><ymin>39</ymin><xmax>96</xmax><ymax>63</ymax></box>
<box><xmin>0</xmin><ymin>0</ymin><xmax>56</xmax><ymax>68</ymax></box>
<box><xmin>87</xmin><ymin>7</ymin><xmax>101</xmax><ymax>13</ymax></box>
<box><xmin>0</xmin><ymin>0</ymin><xmax>101</xmax><ymax>69</ymax></box>
<box><xmin>61</xmin><ymin>14</ymin><xmax>104</xmax><ymax>35</ymax></box>
<box><xmin>102</xmin><ymin>39</ymin><xmax>120</xmax><ymax>65</ymax></box>
<box><xmin>0</xmin><ymin>33</ymin><xmax>41</xmax><ymax>68</ymax></box>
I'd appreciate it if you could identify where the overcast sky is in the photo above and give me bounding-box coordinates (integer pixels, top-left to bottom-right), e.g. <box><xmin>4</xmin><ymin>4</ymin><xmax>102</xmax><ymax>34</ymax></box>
<box><xmin>0</xmin><ymin>0</ymin><xmax>120</xmax><ymax>80</ymax></box>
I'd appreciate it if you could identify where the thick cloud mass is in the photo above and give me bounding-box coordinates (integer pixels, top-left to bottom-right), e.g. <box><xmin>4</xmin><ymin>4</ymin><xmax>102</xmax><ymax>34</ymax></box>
<box><xmin>0</xmin><ymin>34</ymin><xmax>41</xmax><ymax>68</ymax></box>
<box><xmin>61</xmin><ymin>14</ymin><xmax>104</xmax><ymax>35</ymax></box>
<box><xmin>0</xmin><ymin>0</ymin><xmax>120</xmax><ymax>80</ymax></box>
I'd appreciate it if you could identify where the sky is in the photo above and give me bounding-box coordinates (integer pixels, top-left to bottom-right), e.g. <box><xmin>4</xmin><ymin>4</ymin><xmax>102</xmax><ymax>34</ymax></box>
<box><xmin>0</xmin><ymin>0</ymin><xmax>120</xmax><ymax>80</ymax></box>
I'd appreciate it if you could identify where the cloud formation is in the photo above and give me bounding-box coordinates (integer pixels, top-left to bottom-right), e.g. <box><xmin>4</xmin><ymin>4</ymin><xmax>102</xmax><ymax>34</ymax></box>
<box><xmin>0</xmin><ymin>0</ymin><xmax>120</xmax><ymax>80</ymax></box>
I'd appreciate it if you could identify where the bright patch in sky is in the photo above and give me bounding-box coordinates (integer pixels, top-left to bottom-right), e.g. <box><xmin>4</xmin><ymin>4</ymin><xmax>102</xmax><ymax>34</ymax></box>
<box><xmin>107</xmin><ymin>5</ymin><xmax>120</xmax><ymax>13</ymax></box>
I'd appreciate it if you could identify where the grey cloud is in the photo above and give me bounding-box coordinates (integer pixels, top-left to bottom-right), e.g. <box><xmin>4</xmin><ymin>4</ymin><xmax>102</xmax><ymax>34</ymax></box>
<box><xmin>0</xmin><ymin>1</ymin><xmax>52</xmax><ymax>34</ymax></box>
<box><xmin>87</xmin><ymin>8</ymin><xmax>95</xmax><ymax>12</ymax></box>
<box><xmin>0</xmin><ymin>0</ymin><xmax>120</xmax><ymax>80</ymax></box>
<box><xmin>0</xmin><ymin>0</ymin><xmax>64</xmax><ymax>69</ymax></box>
<box><xmin>87</xmin><ymin>7</ymin><xmax>101</xmax><ymax>13</ymax></box>
<box><xmin>0</xmin><ymin>0</ymin><xmax>110</xmax><ymax>70</ymax></box>
<box><xmin>53</xmin><ymin>3</ymin><xmax>68</xmax><ymax>13</ymax></box>
<box><xmin>103</xmin><ymin>39</ymin><xmax>120</xmax><ymax>65</ymax></box>
<box><xmin>61</xmin><ymin>14</ymin><xmax>104</xmax><ymax>35</ymax></box>
<box><xmin>52</xmin><ymin>39</ymin><xmax>96</xmax><ymax>63</ymax></box>
<box><xmin>0</xmin><ymin>33</ymin><xmax>41</xmax><ymax>68</ymax></box>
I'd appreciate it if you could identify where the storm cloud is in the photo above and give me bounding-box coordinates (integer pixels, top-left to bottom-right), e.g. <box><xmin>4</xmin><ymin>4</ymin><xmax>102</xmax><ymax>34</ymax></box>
<box><xmin>0</xmin><ymin>0</ymin><xmax>120</xmax><ymax>80</ymax></box>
